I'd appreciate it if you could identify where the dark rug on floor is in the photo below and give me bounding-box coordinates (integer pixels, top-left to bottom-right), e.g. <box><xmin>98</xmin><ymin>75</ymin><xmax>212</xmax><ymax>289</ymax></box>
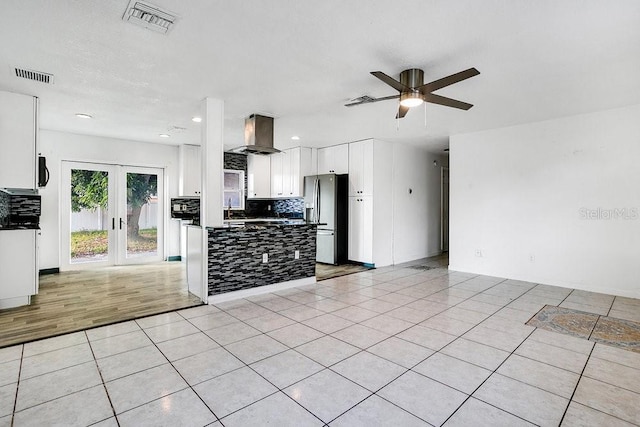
<box><xmin>407</xmin><ymin>265</ymin><xmax>437</xmax><ymax>271</ymax></box>
<box><xmin>315</xmin><ymin>263</ymin><xmax>371</xmax><ymax>281</ymax></box>
<box><xmin>527</xmin><ymin>305</ymin><xmax>640</xmax><ymax>353</ymax></box>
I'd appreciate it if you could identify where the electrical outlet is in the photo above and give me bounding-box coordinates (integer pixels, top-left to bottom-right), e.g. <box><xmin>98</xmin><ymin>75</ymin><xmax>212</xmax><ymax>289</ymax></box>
<box><xmin>262</xmin><ymin>253</ymin><xmax>268</xmax><ymax>263</ymax></box>
<box><xmin>475</xmin><ymin>249</ymin><xmax>482</xmax><ymax>257</ymax></box>
<box><xmin>529</xmin><ymin>254</ymin><xmax>535</xmax><ymax>262</ymax></box>
<box><xmin>294</xmin><ymin>250</ymin><xmax>300</xmax><ymax>259</ymax></box>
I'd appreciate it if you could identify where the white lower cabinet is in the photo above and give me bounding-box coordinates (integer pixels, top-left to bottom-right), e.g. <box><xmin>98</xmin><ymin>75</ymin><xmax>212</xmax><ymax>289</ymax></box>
<box><xmin>0</xmin><ymin>229</ymin><xmax>38</xmax><ymax>309</ymax></box>
<box><xmin>186</xmin><ymin>226</ymin><xmax>204</xmax><ymax>299</ymax></box>
<box><xmin>348</xmin><ymin>196</ymin><xmax>373</xmax><ymax>264</ymax></box>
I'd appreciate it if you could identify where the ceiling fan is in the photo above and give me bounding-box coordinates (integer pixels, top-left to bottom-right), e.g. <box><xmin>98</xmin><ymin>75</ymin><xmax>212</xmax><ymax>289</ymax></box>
<box><xmin>345</xmin><ymin>67</ymin><xmax>480</xmax><ymax>118</ymax></box>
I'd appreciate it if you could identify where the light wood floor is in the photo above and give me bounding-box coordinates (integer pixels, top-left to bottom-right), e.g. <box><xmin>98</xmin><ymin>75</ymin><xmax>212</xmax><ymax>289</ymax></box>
<box><xmin>0</xmin><ymin>262</ymin><xmax>202</xmax><ymax>348</ymax></box>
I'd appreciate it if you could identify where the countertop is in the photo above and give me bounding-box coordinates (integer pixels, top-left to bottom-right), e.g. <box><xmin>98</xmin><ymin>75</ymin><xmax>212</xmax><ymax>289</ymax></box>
<box><xmin>185</xmin><ymin>217</ymin><xmax>324</xmax><ymax>230</ymax></box>
<box><xmin>0</xmin><ymin>225</ymin><xmax>40</xmax><ymax>230</ymax></box>
<box><xmin>209</xmin><ymin>219</ymin><xmax>317</xmax><ymax>230</ymax></box>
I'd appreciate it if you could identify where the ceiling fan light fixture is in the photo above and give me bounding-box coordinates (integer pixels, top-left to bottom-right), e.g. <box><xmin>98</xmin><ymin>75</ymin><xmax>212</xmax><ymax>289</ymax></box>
<box><xmin>399</xmin><ymin>92</ymin><xmax>423</xmax><ymax>108</ymax></box>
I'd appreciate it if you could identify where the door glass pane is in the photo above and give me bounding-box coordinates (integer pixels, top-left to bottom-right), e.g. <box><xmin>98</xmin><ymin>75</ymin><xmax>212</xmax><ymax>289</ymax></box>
<box><xmin>126</xmin><ymin>172</ymin><xmax>158</xmax><ymax>258</ymax></box>
<box><xmin>70</xmin><ymin>169</ymin><xmax>109</xmax><ymax>263</ymax></box>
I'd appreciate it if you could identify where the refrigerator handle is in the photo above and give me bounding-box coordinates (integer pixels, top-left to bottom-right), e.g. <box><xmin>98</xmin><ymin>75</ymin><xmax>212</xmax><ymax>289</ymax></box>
<box><xmin>311</xmin><ymin>177</ymin><xmax>317</xmax><ymax>223</ymax></box>
<box><xmin>316</xmin><ymin>178</ymin><xmax>321</xmax><ymax>223</ymax></box>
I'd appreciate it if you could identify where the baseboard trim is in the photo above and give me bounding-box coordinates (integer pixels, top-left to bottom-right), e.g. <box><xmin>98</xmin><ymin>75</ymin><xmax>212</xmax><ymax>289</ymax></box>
<box><xmin>0</xmin><ymin>295</ymin><xmax>31</xmax><ymax>309</ymax></box>
<box><xmin>208</xmin><ymin>277</ymin><xmax>316</xmax><ymax>305</ymax></box>
<box><xmin>39</xmin><ymin>268</ymin><xmax>60</xmax><ymax>276</ymax></box>
<box><xmin>167</xmin><ymin>256</ymin><xmax>182</xmax><ymax>262</ymax></box>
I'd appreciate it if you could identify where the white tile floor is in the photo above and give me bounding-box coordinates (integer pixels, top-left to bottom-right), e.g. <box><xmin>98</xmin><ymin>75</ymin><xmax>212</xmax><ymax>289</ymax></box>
<box><xmin>1</xmin><ymin>263</ymin><xmax>640</xmax><ymax>426</ymax></box>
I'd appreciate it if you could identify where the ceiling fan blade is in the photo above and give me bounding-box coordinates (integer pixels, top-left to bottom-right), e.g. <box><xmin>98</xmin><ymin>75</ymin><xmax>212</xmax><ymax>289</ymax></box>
<box><xmin>396</xmin><ymin>105</ymin><xmax>410</xmax><ymax>119</ymax></box>
<box><xmin>371</xmin><ymin>71</ymin><xmax>410</xmax><ymax>93</ymax></box>
<box><xmin>344</xmin><ymin>94</ymin><xmax>399</xmax><ymax>107</ymax></box>
<box><xmin>418</xmin><ymin>67</ymin><xmax>480</xmax><ymax>94</ymax></box>
<box><xmin>424</xmin><ymin>93</ymin><xmax>474</xmax><ymax>110</ymax></box>
<box><xmin>375</xmin><ymin>94</ymin><xmax>401</xmax><ymax>102</ymax></box>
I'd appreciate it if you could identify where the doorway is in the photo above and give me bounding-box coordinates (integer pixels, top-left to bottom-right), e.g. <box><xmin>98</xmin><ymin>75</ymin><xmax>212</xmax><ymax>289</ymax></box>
<box><xmin>61</xmin><ymin>161</ymin><xmax>164</xmax><ymax>270</ymax></box>
<box><xmin>441</xmin><ymin>167</ymin><xmax>450</xmax><ymax>252</ymax></box>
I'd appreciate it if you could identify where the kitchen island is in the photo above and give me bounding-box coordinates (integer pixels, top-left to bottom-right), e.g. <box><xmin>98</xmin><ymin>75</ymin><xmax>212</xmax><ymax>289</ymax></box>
<box><xmin>203</xmin><ymin>220</ymin><xmax>317</xmax><ymax>299</ymax></box>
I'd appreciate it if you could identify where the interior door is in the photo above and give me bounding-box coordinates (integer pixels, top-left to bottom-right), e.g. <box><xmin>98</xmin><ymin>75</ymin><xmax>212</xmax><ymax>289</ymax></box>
<box><xmin>442</xmin><ymin>167</ymin><xmax>450</xmax><ymax>252</ymax></box>
<box><xmin>61</xmin><ymin>162</ymin><xmax>164</xmax><ymax>269</ymax></box>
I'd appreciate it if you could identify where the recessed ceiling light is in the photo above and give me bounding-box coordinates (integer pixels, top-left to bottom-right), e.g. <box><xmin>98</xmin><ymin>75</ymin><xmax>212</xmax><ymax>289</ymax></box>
<box><xmin>159</xmin><ymin>134</ymin><xmax>170</xmax><ymax>138</ymax></box>
<box><xmin>192</xmin><ymin>117</ymin><xmax>202</xmax><ymax>123</ymax></box>
<box><xmin>291</xmin><ymin>136</ymin><xmax>300</xmax><ymax>141</ymax></box>
<box><xmin>75</xmin><ymin>113</ymin><xmax>92</xmax><ymax>119</ymax></box>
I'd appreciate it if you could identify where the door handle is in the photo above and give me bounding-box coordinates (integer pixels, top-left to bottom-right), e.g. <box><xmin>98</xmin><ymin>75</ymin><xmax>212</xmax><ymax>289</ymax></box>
<box><xmin>112</xmin><ymin>218</ymin><xmax>115</xmax><ymax>230</ymax></box>
<box><xmin>119</xmin><ymin>218</ymin><xmax>124</xmax><ymax>230</ymax></box>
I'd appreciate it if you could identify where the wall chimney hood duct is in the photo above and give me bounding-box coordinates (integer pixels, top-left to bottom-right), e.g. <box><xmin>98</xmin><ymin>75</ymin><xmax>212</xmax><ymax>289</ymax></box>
<box><xmin>233</xmin><ymin>114</ymin><xmax>280</xmax><ymax>155</ymax></box>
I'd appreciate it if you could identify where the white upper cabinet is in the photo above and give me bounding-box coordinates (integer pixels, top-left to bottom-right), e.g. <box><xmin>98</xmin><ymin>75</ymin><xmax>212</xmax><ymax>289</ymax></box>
<box><xmin>317</xmin><ymin>144</ymin><xmax>349</xmax><ymax>175</ymax></box>
<box><xmin>270</xmin><ymin>151</ymin><xmax>285</xmax><ymax>197</ymax></box>
<box><xmin>270</xmin><ymin>147</ymin><xmax>312</xmax><ymax>198</ymax></box>
<box><xmin>0</xmin><ymin>91</ymin><xmax>38</xmax><ymax>188</ymax></box>
<box><xmin>348</xmin><ymin>139</ymin><xmax>374</xmax><ymax>197</ymax></box>
<box><xmin>179</xmin><ymin>144</ymin><xmax>201</xmax><ymax>196</ymax></box>
<box><xmin>247</xmin><ymin>154</ymin><xmax>271</xmax><ymax>198</ymax></box>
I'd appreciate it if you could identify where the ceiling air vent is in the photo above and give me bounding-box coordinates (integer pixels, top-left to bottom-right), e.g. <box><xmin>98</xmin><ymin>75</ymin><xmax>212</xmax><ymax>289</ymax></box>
<box><xmin>122</xmin><ymin>0</ymin><xmax>178</xmax><ymax>34</ymax></box>
<box><xmin>15</xmin><ymin>68</ymin><xmax>54</xmax><ymax>84</ymax></box>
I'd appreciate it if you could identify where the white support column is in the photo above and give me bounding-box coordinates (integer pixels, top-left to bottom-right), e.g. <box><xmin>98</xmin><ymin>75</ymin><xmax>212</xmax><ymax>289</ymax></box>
<box><xmin>201</xmin><ymin>97</ymin><xmax>224</xmax><ymax>227</ymax></box>
<box><xmin>200</xmin><ymin>97</ymin><xmax>224</xmax><ymax>303</ymax></box>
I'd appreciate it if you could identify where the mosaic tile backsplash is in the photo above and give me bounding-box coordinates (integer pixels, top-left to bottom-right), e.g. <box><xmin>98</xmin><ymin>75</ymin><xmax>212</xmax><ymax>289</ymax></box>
<box><xmin>0</xmin><ymin>191</ymin><xmax>9</xmax><ymax>227</ymax></box>
<box><xmin>170</xmin><ymin>198</ymin><xmax>200</xmax><ymax>223</ymax></box>
<box><xmin>0</xmin><ymin>189</ymin><xmax>41</xmax><ymax>227</ymax></box>
<box><xmin>245</xmin><ymin>198</ymin><xmax>304</xmax><ymax>218</ymax></box>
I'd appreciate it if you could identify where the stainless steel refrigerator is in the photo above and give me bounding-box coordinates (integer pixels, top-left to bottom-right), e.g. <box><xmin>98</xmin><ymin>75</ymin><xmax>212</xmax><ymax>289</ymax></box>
<box><xmin>304</xmin><ymin>174</ymin><xmax>348</xmax><ymax>265</ymax></box>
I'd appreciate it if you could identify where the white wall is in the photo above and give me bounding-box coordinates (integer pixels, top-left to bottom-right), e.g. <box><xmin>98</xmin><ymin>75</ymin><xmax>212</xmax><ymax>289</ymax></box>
<box><xmin>38</xmin><ymin>130</ymin><xmax>180</xmax><ymax>269</ymax></box>
<box><xmin>391</xmin><ymin>143</ymin><xmax>444</xmax><ymax>264</ymax></box>
<box><xmin>449</xmin><ymin>104</ymin><xmax>640</xmax><ymax>298</ymax></box>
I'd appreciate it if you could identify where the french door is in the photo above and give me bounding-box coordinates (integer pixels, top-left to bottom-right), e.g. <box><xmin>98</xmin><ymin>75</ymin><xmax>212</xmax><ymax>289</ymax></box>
<box><xmin>61</xmin><ymin>161</ymin><xmax>164</xmax><ymax>270</ymax></box>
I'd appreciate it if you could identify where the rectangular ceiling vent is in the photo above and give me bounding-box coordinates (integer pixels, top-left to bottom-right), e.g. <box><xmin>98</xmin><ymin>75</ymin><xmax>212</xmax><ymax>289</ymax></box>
<box><xmin>122</xmin><ymin>0</ymin><xmax>178</xmax><ymax>34</ymax></box>
<box><xmin>15</xmin><ymin>68</ymin><xmax>54</xmax><ymax>84</ymax></box>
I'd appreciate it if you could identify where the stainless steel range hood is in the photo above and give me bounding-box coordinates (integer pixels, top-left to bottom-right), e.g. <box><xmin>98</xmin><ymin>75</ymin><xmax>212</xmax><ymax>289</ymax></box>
<box><xmin>231</xmin><ymin>114</ymin><xmax>281</xmax><ymax>155</ymax></box>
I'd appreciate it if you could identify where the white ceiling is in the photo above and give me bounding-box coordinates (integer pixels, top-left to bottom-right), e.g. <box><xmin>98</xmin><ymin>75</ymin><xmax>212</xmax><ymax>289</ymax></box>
<box><xmin>1</xmin><ymin>0</ymin><xmax>639</xmax><ymax>153</ymax></box>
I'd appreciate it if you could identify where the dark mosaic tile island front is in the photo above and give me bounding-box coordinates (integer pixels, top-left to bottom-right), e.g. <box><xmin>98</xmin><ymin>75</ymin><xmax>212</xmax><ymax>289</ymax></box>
<box><xmin>207</xmin><ymin>224</ymin><xmax>316</xmax><ymax>296</ymax></box>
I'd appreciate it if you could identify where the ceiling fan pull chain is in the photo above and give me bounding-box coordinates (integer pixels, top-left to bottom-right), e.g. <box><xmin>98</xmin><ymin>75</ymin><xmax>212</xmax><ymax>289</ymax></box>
<box><xmin>424</xmin><ymin>102</ymin><xmax>427</xmax><ymax>128</ymax></box>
